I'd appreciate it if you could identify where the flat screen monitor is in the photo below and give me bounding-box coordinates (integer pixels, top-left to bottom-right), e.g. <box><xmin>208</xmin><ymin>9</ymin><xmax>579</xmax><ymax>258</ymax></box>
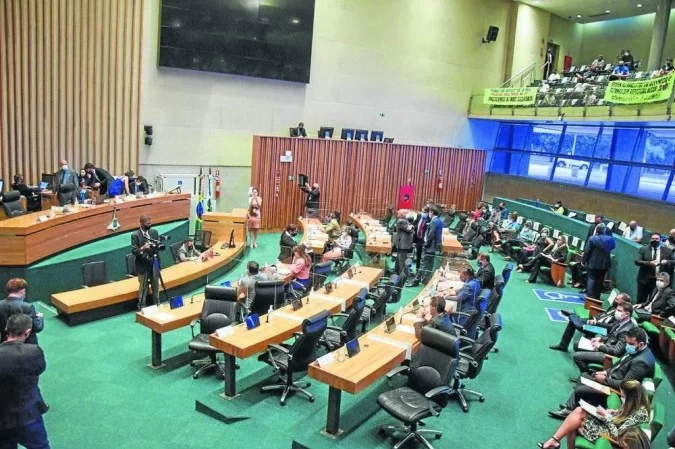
<box><xmin>384</xmin><ymin>137</ymin><xmax>394</xmax><ymax>143</ymax></box>
<box><xmin>370</xmin><ymin>131</ymin><xmax>384</xmax><ymax>142</ymax></box>
<box><xmin>39</xmin><ymin>181</ymin><xmax>49</xmax><ymax>190</ymax></box>
<box><xmin>41</xmin><ymin>173</ymin><xmax>54</xmax><ymax>188</ymax></box>
<box><xmin>340</xmin><ymin>128</ymin><xmax>355</xmax><ymax>140</ymax></box>
<box><xmin>0</xmin><ymin>179</ymin><xmax>3</xmax><ymax>193</ymax></box>
<box><xmin>318</xmin><ymin>127</ymin><xmax>334</xmax><ymax>139</ymax></box>
<box><xmin>354</xmin><ymin>129</ymin><xmax>368</xmax><ymax>141</ymax></box>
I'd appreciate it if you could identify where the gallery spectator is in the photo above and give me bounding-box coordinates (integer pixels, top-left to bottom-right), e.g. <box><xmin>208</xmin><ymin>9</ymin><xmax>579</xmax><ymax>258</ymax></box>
<box><xmin>622</xmin><ymin>221</ymin><xmax>643</xmax><ymax>243</ymax></box>
<box><xmin>547</xmin><ymin>70</ymin><xmax>561</xmax><ymax>82</ymax></box>
<box><xmin>621</xmin><ymin>50</ymin><xmax>634</xmax><ymax>69</ymax></box>
<box><xmin>659</xmin><ymin>58</ymin><xmax>674</xmax><ymax>76</ymax></box>
<box><xmin>610</xmin><ymin>61</ymin><xmax>629</xmax><ymax>80</ymax></box>
<box><xmin>591</xmin><ymin>55</ymin><xmax>605</xmax><ymax>71</ymax></box>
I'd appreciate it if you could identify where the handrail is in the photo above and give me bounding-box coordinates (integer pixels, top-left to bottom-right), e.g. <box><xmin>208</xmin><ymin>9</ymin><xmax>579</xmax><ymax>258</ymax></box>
<box><xmin>500</xmin><ymin>63</ymin><xmax>536</xmax><ymax>88</ymax></box>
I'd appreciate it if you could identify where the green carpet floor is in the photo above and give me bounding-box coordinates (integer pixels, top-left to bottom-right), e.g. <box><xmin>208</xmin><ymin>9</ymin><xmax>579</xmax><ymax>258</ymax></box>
<box><xmin>34</xmin><ymin>233</ymin><xmax>674</xmax><ymax>449</ymax></box>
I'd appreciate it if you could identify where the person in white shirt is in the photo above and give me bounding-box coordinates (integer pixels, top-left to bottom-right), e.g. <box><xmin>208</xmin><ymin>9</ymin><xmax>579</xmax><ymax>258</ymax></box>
<box><xmin>591</xmin><ymin>55</ymin><xmax>605</xmax><ymax>71</ymax></box>
<box><xmin>582</xmin><ymin>91</ymin><xmax>597</xmax><ymax>106</ymax></box>
<box><xmin>322</xmin><ymin>228</ymin><xmax>353</xmax><ymax>262</ymax></box>
<box><xmin>547</xmin><ymin>70</ymin><xmax>561</xmax><ymax>82</ymax></box>
<box><xmin>665</xmin><ymin>229</ymin><xmax>675</xmax><ymax>250</ymax></box>
<box><xmin>622</xmin><ymin>221</ymin><xmax>644</xmax><ymax>243</ymax></box>
<box><xmin>177</xmin><ymin>238</ymin><xmax>202</xmax><ymax>262</ymax></box>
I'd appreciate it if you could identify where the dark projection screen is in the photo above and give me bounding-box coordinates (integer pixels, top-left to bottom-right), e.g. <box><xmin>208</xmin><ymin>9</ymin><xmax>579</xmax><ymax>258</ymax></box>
<box><xmin>159</xmin><ymin>0</ymin><xmax>315</xmax><ymax>83</ymax></box>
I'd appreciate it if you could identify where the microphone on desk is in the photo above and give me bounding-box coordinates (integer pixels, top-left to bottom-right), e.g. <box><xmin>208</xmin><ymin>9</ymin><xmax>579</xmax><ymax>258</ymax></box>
<box><xmin>399</xmin><ymin>310</ymin><xmax>415</xmax><ymax>324</ymax></box>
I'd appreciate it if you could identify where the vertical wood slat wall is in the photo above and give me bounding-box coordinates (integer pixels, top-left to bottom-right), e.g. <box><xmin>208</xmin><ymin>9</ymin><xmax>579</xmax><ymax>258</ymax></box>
<box><xmin>0</xmin><ymin>0</ymin><xmax>143</xmax><ymax>189</ymax></box>
<box><xmin>252</xmin><ymin>136</ymin><xmax>486</xmax><ymax>230</ymax></box>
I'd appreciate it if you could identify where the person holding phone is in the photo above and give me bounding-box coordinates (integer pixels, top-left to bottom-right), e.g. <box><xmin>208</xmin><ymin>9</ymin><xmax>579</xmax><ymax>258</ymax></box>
<box><xmin>0</xmin><ymin>278</ymin><xmax>44</xmax><ymax>345</ymax></box>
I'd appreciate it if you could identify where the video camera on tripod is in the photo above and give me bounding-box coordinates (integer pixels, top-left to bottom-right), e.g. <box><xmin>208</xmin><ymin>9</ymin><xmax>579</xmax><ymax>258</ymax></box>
<box><xmin>146</xmin><ymin>234</ymin><xmax>171</xmax><ymax>253</ymax></box>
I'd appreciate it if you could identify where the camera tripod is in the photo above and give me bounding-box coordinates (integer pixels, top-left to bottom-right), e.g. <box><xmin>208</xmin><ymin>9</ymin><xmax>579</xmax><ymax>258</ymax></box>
<box><xmin>138</xmin><ymin>252</ymin><xmax>170</xmax><ymax>309</ymax></box>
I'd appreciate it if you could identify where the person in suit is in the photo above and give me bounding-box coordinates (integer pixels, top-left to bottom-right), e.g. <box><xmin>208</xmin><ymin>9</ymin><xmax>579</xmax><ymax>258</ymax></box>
<box><xmin>412</xmin><ymin>207</ymin><xmax>430</xmax><ymax>274</ymax></box>
<box><xmin>443</xmin><ymin>266</ymin><xmax>481</xmax><ymax>316</ymax></box>
<box><xmin>177</xmin><ymin>238</ymin><xmax>202</xmax><ymax>262</ymax></box>
<box><xmin>53</xmin><ymin>159</ymin><xmax>80</xmax><ymax>205</ymax></box>
<box><xmin>129</xmin><ymin>175</ymin><xmax>150</xmax><ymax>195</ymax></box>
<box><xmin>0</xmin><ymin>279</ymin><xmax>44</xmax><ymax>345</ymax></box>
<box><xmin>476</xmin><ymin>253</ymin><xmax>495</xmax><ymax>290</ymax></box>
<box><xmin>408</xmin><ymin>207</ymin><xmax>441</xmax><ymax>286</ymax></box>
<box><xmin>586</xmin><ymin>215</ymin><xmax>604</xmax><ymax>241</ymax></box>
<box><xmin>10</xmin><ymin>174</ymin><xmax>40</xmax><ymax>212</ymax></box>
<box><xmin>83</xmin><ymin>162</ymin><xmax>114</xmax><ymax>196</ymax></box>
<box><xmin>583</xmin><ymin>223</ymin><xmax>614</xmax><ymax>299</ymax></box>
<box><xmin>0</xmin><ymin>313</ymin><xmax>50</xmax><ymax>449</ymax></box>
<box><xmin>550</xmin><ymin>328</ymin><xmax>655</xmax><ymax>418</ymax></box>
<box><xmin>665</xmin><ymin>228</ymin><xmax>675</xmax><ymax>251</ymax></box>
<box><xmin>393</xmin><ymin>211</ymin><xmax>414</xmax><ymax>275</ymax></box>
<box><xmin>131</xmin><ymin>215</ymin><xmax>160</xmax><ymax>309</ymax></box>
<box><xmin>526</xmin><ymin>235</ymin><xmax>568</xmax><ymax>283</ymax></box>
<box><xmin>278</xmin><ymin>224</ymin><xmax>298</xmax><ymax>263</ymax></box>
<box><xmin>414</xmin><ymin>296</ymin><xmax>456</xmax><ymax>337</ymax></box>
<box><xmin>572</xmin><ymin>302</ymin><xmax>635</xmax><ymax>372</ymax></box>
<box><xmin>300</xmin><ymin>182</ymin><xmax>320</xmax><ymax>218</ymax></box>
<box><xmin>292</xmin><ymin>122</ymin><xmax>307</xmax><ymax>137</ymax></box>
<box><xmin>634</xmin><ymin>272</ymin><xmax>675</xmax><ymax>317</ymax></box>
<box><xmin>550</xmin><ymin>292</ymin><xmax>631</xmax><ymax>353</ymax></box>
<box><xmin>634</xmin><ymin>233</ymin><xmax>674</xmax><ymax>304</ymax></box>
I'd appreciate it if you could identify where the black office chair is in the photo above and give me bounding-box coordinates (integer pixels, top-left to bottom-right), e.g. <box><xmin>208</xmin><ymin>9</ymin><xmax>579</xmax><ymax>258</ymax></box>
<box><xmin>82</xmin><ymin>261</ymin><xmax>108</xmax><ymax>287</ymax></box>
<box><xmin>193</xmin><ymin>230</ymin><xmax>212</xmax><ymax>252</ymax></box>
<box><xmin>451</xmin><ymin>313</ymin><xmax>502</xmax><ymax>412</ymax></box>
<box><xmin>485</xmin><ymin>275</ymin><xmax>505</xmax><ymax>317</ymax></box>
<box><xmin>251</xmin><ymin>279</ymin><xmax>285</xmax><ymax>315</ymax></box>
<box><xmin>125</xmin><ymin>254</ymin><xmax>137</xmax><ymax>278</ymax></box>
<box><xmin>56</xmin><ymin>183</ymin><xmax>77</xmax><ymax>206</ymax></box>
<box><xmin>362</xmin><ymin>275</ymin><xmax>398</xmax><ymax>327</ymax></box>
<box><xmin>377</xmin><ymin>327</ymin><xmax>460</xmax><ymax>448</ymax></box>
<box><xmin>311</xmin><ymin>261</ymin><xmax>333</xmax><ymax>291</ymax></box>
<box><xmin>333</xmin><ymin>228</ymin><xmax>359</xmax><ymax>273</ymax></box>
<box><xmin>451</xmin><ymin>288</ymin><xmax>490</xmax><ymax>340</ymax></box>
<box><xmin>501</xmin><ymin>263</ymin><xmax>515</xmax><ymax>287</ymax></box>
<box><xmin>169</xmin><ymin>241</ymin><xmax>183</xmax><ymax>264</ymax></box>
<box><xmin>188</xmin><ymin>286</ymin><xmax>239</xmax><ymax>379</ymax></box>
<box><xmin>258</xmin><ymin>310</ymin><xmax>329</xmax><ymax>405</ymax></box>
<box><xmin>320</xmin><ymin>288</ymin><xmax>367</xmax><ymax>351</ymax></box>
<box><xmin>1</xmin><ymin>191</ymin><xmax>27</xmax><ymax>217</ymax></box>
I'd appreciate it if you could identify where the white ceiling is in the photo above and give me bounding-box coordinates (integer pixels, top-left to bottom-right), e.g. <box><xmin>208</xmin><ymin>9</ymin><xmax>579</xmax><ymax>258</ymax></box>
<box><xmin>518</xmin><ymin>0</ymin><xmax>667</xmax><ymax>24</ymax></box>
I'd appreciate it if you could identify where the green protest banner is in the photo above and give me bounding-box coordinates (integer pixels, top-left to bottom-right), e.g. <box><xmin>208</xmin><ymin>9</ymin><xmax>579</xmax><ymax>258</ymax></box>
<box><xmin>483</xmin><ymin>87</ymin><xmax>538</xmax><ymax>106</ymax></box>
<box><xmin>603</xmin><ymin>73</ymin><xmax>675</xmax><ymax>105</ymax></box>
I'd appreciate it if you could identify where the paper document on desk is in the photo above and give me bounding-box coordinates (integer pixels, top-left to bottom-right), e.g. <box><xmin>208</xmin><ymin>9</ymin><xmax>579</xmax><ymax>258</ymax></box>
<box><xmin>153</xmin><ymin>312</ymin><xmax>175</xmax><ymax>322</ymax></box>
<box><xmin>577</xmin><ymin>336</ymin><xmax>596</xmax><ymax>351</ymax></box>
<box><xmin>668</xmin><ymin>316</ymin><xmax>675</xmax><ymax>326</ymax></box>
<box><xmin>579</xmin><ymin>376</ymin><xmax>610</xmax><ymax>395</ymax></box>
<box><xmin>397</xmin><ymin>324</ymin><xmax>416</xmax><ymax>335</ymax></box>
<box><xmin>578</xmin><ymin>400</ymin><xmax>602</xmax><ymax>418</ymax></box>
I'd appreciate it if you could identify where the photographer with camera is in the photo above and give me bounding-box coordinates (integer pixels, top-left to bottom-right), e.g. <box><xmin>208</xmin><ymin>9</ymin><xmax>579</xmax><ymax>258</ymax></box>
<box><xmin>131</xmin><ymin>215</ymin><xmax>161</xmax><ymax>310</ymax></box>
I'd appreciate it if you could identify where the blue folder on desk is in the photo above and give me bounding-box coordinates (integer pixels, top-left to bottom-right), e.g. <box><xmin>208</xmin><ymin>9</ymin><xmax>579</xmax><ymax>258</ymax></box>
<box><xmin>582</xmin><ymin>324</ymin><xmax>607</xmax><ymax>336</ymax></box>
<box><xmin>245</xmin><ymin>313</ymin><xmax>260</xmax><ymax>330</ymax></box>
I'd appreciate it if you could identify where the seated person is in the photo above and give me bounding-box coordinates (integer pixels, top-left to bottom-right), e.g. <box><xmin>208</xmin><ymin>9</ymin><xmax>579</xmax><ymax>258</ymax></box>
<box><xmin>573</xmin><ymin>80</ymin><xmax>589</xmax><ymax>93</ymax></box>
<box><xmin>289</xmin><ymin>245</ymin><xmax>311</xmax><ymax>291</ymax></box>
<box><xmin>490</xmin><ymin>212</ymin><xmax>520</xmax><ymax>251</ymax></box>
<box><xmin>590</xmin><ymin>55</ymin><xmax>605</xmax><ymax>71</ymax></box>
<box><xmin>634</xmin><ymin>272</ymin><xmax>675</xmax><ymax>318</ymax></box>
<box><xmin>414</xmin><ymin>296</ymin><xmax>456</xmax><ymax>337</ymax></box>
<box><xmin>539</xmin><ymin>380</ymin><xmax>649</xmax><ymax>449</ymax></box>
<box><xmin>443</xmin><ymin>266</ymin><xmax>480</xmax><ymax>317</ymax></box>
<box><xmin>237</xmin><ymin>261</ymin><xmax>270</xmax><ymax>314</ymax></box>
<box><xmin>582</xmin><ymin>91</ymin><xmax>597</xmax><ymax>106</ymax></box>
<box><xmin>659</xmin><ymin>58</ymin><xmax>674</xmax><ymax>76</ymax></box>
<box><xmin>550</xmin><ymin>292</ymin><xmax>631</xmax><ymax>353</ymax></box>
<box><xmin>278</xmin><ymin>224</ymin><xmax>298</xmax><ymax>263</ymax></box>
<box><xmin>621</xmin><ymin>50</ymin><xmax>634</xmax><ymax>70</ymax></box>
<box><xmin>516</xmin><ymin>227</ymin><xmax>554</xmax><ymax>268</ymax></box>
<box><xmin>547</xmin><ymin>70</ymin><xmax>561</xmax><ymax>82</ymax></box>
<box><xmin>502</xmin><ymin>220</ymin><xmax>535</xmax><ymax>260</ymax></box>
<box><xmin>83</xmin><ymin>162</ymin><xmax>114</xmax><ymax>195</ymax></box>
<box><xmin>476</xmin><ymin>253</ymin><xmax>495</xmax><ymax>290</ymax></box>
<box><xmin>550</xmin><ymin>328</ymin><xmax>654</xmax><ymax>418</ymax></box>
<box><xmin>291</xmin><ymin>122</ymin><xmax>307</xmax><ymax>137</ymax></box>
<box><xmin>550</xmin><ymin>200</ymin><xmax>565</xmax><ymax>214</ymax></box>
<box><xmin>129</xmin><ymin>173</ymin><xmax>150</xmax><ymax>195</ymax></box>
<box><xmin>323</xmin><ymin>211</ymin><xmax>341</xmax><ymax>239</ymax></box>
<box><xmin>525</xmin><ymin>235</ymin><xmax>568</xmax><ymax>283</ymax></box>
<box><xmin>571</xmin><ymin>302</ymin><xmax>635</xmax><ymax>373</ymax></box>
<box><xmin>569</xmin><ymin>256</ymin><xmax>587</xmax><ymax>289</ymax></box>
<box><xmin>622</xmin><ymin>221</ymin><xmax>643</xmax><ymax>242</ymax></box>
<box><xmin>177</xmin><ymin>238</ymin><xmax>202</xmax><ymax>262</ymax></box>
<box><xmin>10</xmin><ymin>174</ymin><xmax>40</xmax><ymax>212</ymax></box>
<box><xmin>322</xmin><ymin>228</ymin><xmax>352</xmax><ymax>262</ymax></box>
<box><xmin>609</xmin><ymin>61</ymin><xmax>629</xmax><ymax>80</ymax></box>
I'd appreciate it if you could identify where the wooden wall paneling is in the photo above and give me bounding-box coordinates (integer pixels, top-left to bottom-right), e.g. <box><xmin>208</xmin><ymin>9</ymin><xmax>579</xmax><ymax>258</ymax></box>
<box><xmin>0</xmin><ymin>2</ymin><xmax>8</xmax><ymax>183</ymax></box>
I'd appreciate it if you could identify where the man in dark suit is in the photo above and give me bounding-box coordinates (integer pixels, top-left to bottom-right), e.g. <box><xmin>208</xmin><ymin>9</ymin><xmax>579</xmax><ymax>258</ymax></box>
<box><xmin>582</xmin><ymin>223</ymin><xmax>614</xmax><ymax>299</ymax></box>
<box><xmin>408</xmin><ymin>207</ymin><xmax>441</xmax><ymax>286</ymax></box>
<box><xmin>476</xmin><ymin>253</ymin><xmax>495</xmax><ymax>290</ymax></box>
<box><xmin>299</xmin><ymin>182</ymin><xmax>320</xmax><ymax>218</ymax></box>
<box><xmin>635</xmin><ymin>272</ymin><xmax>675</xmax><ymax>317</ymax></box>
<box><xmin>634</xmin><ymin>233</ymin><xmax>674</xmax><ymax>304</ymax></box>
<box><xmin>550</xmin><ymin>328</ymin><xmax>654</xmax><ymax>418</ymax></box>
<box><xmin>572</xmin><ymin>302</ymin><xmax>635</xmax><ymax>372</ymax></box>
<box><xmin>585</xmin><ymin>214</ymin><xmax>604</xmax><ymax>241</ymax></box>
<box><xmin>10</xmin><ymin>174</ymin><xmax>41</xmax><ymax>212</ymax></box>
<box><xmin>278</xmin><ymin>224</ymin><xmax>298</xmax><ymax>263</ymax></box>
<box><xmin>0</xmin><ymin>314</ymin><xmax>50</xmax><ymax>448</ymax></box>
<box><xmin>0</xmin><ymin>278</ymin><xmax>44</xmax><ymax>345</ymax></box>
<box><xmin>131</xmin><ymin>215</ymin><xmax>160</xmax><ymax>309</ymax></box>
<box><xmin>393</xmin><ymin>211</ymin><xmax>414</xmax><ymax>276</ymax></box>
<box><xmin>411</xmin><ymin>207</ymin><xmax>430</xmax><ymax>275</ymax></box>
<box><xmin>291</xmin><ymin>122</ymin><xmax>307</xmax><ymax>137</ymax></box>
<box><xmin>83</xmin><ymin>162</ymin><xmax>114</xmax><ymax>196</ymax></box>
<box><xmin>550</xmin><ymin>292</ymin><xmax>630</xmax><ymax>352</ymax></box>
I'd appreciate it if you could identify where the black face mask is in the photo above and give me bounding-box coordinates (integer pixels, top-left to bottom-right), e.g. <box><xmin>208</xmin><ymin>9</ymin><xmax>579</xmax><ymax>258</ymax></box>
<box><xmin>142</xmin><ymin>224</ymin><xmax>152</xmax><ymax>231</ymax></box>
<box><xmin>669</xmin><ymin>236</ymin><xmax>675</xmax><ymax>244</ymax></box>
<box><xmin>651</xmin><ymin>241</ymin><xmax>660</xmax><ymax>248</ymax></box>
<box><xmin>291</xmin><ymin>231</ymin><xmax>297</xmax><ymax>237</ymax></box>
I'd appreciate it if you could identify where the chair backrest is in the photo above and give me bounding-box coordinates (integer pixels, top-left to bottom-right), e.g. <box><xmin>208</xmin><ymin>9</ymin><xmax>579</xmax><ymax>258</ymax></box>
<box><xmin>501</xmin><ymin>263</ymin><xmax>515</xmax><ymax>286</ymax></box>
<box><xmin>287</xmin><ymin>310</ymin><xmax>330</xmax><ymax>370</ymax></box>
<box><xmin>193</xmin><ymin>230</ymin><xmax>212</xmax><ymax>251</ymax></box>
<box><xmin>125</xmin><ymin>253</ymin><xmax>137</xmax><ymax>277</ymax></box>
<box><xmin>170</xmin><ymin>241</ymin><xmax>183</xmax><ymax>264</ymax></box>
<box><xmin>487</xmin><ymin>275</ymin><xmax>505</xmax><ymax>315</ymax></box>
<box><xmin>82</xmin><ymin>261</ymin><xmax>107</xmax><ymax>287</ymax></box>
<box><xmin>312</xmin><ymin>261</ymin><xmax>333</xmax><ymax>290</ymax></box>
<box><xmin>408</xmin><ymin>327</ymin><xmax>461</xmax><ymax>402</ymax></box>
<box><xmin>465</xmin><ymin>313</ymin><xmax>502</xmax><ymax>379</ymax></box>
<box><xmin>461</xmin><ymin>288</ymin><xmax>490</xmax><ymax>339</ymax></box>
<box><xmin>205</xmin><ymin>285</ymin><xmax>238</xmax><ymax>302</ymax></box>
<box><xmin>341</xmin><ymin>289</ymin><xmax>367</xmax><ymax>343</ymax></box>
<box><xmin>370</xmin><ymin>274</ymin><xmax>398</xmax><ymax>314</ymax></box>
<box><xmin>200</xmin><ymin>297</ymin><xmax>236</xmax><ymax>334</ymax></box>
<box><xmin>57</xmin><ymin>183</ymin><xmax>76</xmax><ymax>206</ymax></box>
<box><xmin>2</xmin><ymin>191</ymin><xmax>26</xmax><ymax>217</ymax></box>
<box><xmin>251</xmin><ymin>279</ymin><xmax>285</xmax><ymax>315</ymax></box>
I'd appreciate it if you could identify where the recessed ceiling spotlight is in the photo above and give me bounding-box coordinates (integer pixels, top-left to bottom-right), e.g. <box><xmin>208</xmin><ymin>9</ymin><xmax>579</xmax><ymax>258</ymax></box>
<box><xmin>605</xmin><ymin>10</ymin><xmax>611</xmax><ymax>13</ymax></box>
<box><xmin>292</xmin><ymin>18</ymin><xmax>300</xmax><ymax>24</ymax></box>
<box><xmin>576</xmin><ymin>14</ymin><xmax>582</xmax><ymax>18</ymax></box>
<box><xmin>637</xmin><ymin>3</ymin><xmax>643</xmax><ymax>6</ymax></box>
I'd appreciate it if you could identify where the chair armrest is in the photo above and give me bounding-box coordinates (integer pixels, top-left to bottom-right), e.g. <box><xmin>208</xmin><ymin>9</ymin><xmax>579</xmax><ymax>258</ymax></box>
<box><xmin>551</xmin><ymin>261</ymin><xmax>568</xmax><ymax>267</ymax></box>
<box><xmin>292</xmin><ymin>332</ymin><xmax>303</xmax><ymax>340</ymax></box>
<box><xmin>589</xmin><ymin>306</ymin><xmax>605</xmax><ymax>318</ymax></box>
<box><xmin>268</xmin><ymin>344</ymin><xmax>290</xmax><ymax>354</ymax></box>
<box><xmin>189</xmin><ymin>318</ymin><xmax>200</xmax><ymax>337</ymax></box>
<box><xmin>458</xmin><ymin>336</ymin><xmax>475</xmax><ymax>346</ymax></box>
<box><xmin>603</xmin><ymin>354</ymin><xmax>618</xmax><ymax>370</ymax></box>
<box><xmin>459</xmin><ymin>353</ymin><xmax>479</xmax><ymax>368</ymax></box>
<box><xmin>424</xmin><ymin>386</ymin><xmax>453</xmax><ymax>416</ymax></box>
<box><xmin>584</xmin><ymin>297</ymin><xmax>603</xmax><ymax>310</ymax></box>
<box><xmin>326</xmin><ymin>325</ymin><xmax>346</xmax><ymax>335</ymax></box>
<box><xmin>386</xmin><ymin>365</ymin><xmax>409</xmax><ymax>387</ymax></box>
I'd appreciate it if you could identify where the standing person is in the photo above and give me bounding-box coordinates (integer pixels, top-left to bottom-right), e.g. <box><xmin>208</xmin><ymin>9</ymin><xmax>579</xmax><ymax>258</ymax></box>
<box><xmin>393</xmin><ymin>211</ymin><xmax>415</xmax><ymax>276</ymax></box>
<box><xmin>634</xmin><ymin>233</ymin><xmax>674</xmax><ymax>304</ymax></box>
<box><xmin>583</xmin><ymin>223</ymin><xmax>613</xmax><ymax>300</ymax></box>
<box><xmin>0</xmin><ymin>279</ymin><xmax>44</xmax><ymax>345</ymax></box>
<box><xmin>0</xmin><ymin>314</ymin><xmax>51</xmax><ymax>449</ymax></box>
<box><xmin>248</xmin><ymin>188</ymin><xmax>262</xmax><ymax>248</ymax></box>
<box><xmin>278</xmin><ymin>224</ymin><xmax>298</xmax><ymax>263</ymax></box>
<box><xmin>412</xmin><ymin>207</ymin><xmax>430</xmax><ymax>275</ymax></box>
<box><xmin>53</xmin><ymin>159</ymin><xmax>80</xmax><ymax>206</ymax></box>
<box><xmin>407</xmin><ymin>207</ymin><xmax>441</xmax><ymax>287</ymax></box>
<box><xmin>82</xmin><ymin>162</ymin><xmax>114</xmax><ymax>196</ymax></box>
<box><xmin>300</xmin><ymin>182</ymin><xmax>320</xmax><ymax>218</ymax></box>
<box><xmin>543</xmin><ymin>48</ymin><xmax>553</xmax><ymax>79</ymax></box>
<box><xmin>131</xmin><ymin>215</ymin><xmax>160</xmax><ymax>309</ymax></box>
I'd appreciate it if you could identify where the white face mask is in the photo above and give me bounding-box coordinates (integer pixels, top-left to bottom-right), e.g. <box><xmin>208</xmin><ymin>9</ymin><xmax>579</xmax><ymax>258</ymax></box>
<box><xmin>614</xmin><ymin>311</ymin><xmax>624</xmax><ymax>320</ymax></box>
<box><xmin>61</xmin><ymin>165</ymin><xmax>68</xmax><ymax>171</ymax></box>
<box><xmin>656</xmin><ymin>280</ymin><xmax>666</xmax><ymax>289</ymax></box>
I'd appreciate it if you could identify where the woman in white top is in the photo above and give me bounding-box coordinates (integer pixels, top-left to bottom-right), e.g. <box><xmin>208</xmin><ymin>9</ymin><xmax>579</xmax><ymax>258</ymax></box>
<box><xmin>248</xmin><ymin>188</ymin><xmax>262</xmax><ymax>248</ymax></box>
<box><xmin>322</xmin><ymin>229</ymin><xmax>353</xmax><ymax>262</ymax></box>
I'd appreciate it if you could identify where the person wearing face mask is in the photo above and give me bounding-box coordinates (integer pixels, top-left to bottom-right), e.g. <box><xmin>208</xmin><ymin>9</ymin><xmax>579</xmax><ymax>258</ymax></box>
<box><xmin>583</xmin><ymin>223</ymin><xmax>614</xmax><ymax>300</ymax></box>
<box><xmin>392</xmin><ymin>211</ymin><xmax>414</xmax><ymax>275</ymax></box>
<box><xmin>322</xmin><ymin>227</ymin><xmax>353</xmax><ymax>262</ymax></box>
<box><xmin>516</xmin><ymin>227</ymin><xmax>554</xmax><ymax>269</ymax></box>
<box><xmin>550</xmin><ymin>328</ymin><xmax>654</xmax><ymax>420</ymax></box>
<box><xmin>411</xmin><ymin>207</ymin><xmax>431</xmax><ymax>276</ymax></box>
<box><xmin>129</xmin><ymin>175</ymin><xmax>149</xmax><ymax>195</ymax></box>
<box><xmin>634</xmin><ymin>272</ymin><xmax>675</xmax><ymax>319</ymax></box>
<box><xmin>526</xmin><ymin>235</ymin><xmax>568</xmax><ymax>283</ymax></box>
<box><xmin>621</xmin><ymin>50</ymin><xmax>634</xmax><ymax>69</ymax></box>
<box><xmin>53</xmin><ymin>159</ymin><xmax>80</xmax><ymax>205</ymax></box>
<box><xmin>278</xmin><ymin>224</ymin><xmax>298</xmax><ymax>263</ymax></box>
<box><xmin>621</xmin><ymin>221</ymin><xmax>643</xmax><ymax>243</ymax></box>
<box><xmin>502</xmin><ymin>220</ymin><xmax>535</xmax><ymax>260</ymax></box>
<box><xmin>443</xmin><ymin>266</ymin><xmax>480</xmax><ymax>317</ymax></box>
<box><xmin>0</xmin><ymin>278</ymin><xmax>44</xmax><ymax>344</ymax></box>
<box><xmin>539</xmin><ymin>380</ymin><xmax>649</xmax><ymax>449</ymax></box>
<box><xmin>634</xmin><ymin>232</ymin><xmax>673</xmax><ymax>304</ymax></box>
<box><xmin>550</xmin><ymin>200</ymin><xmax>565</xmax><ymax>214</ymax></box>
<box><xmin>571</xmin><ymin>302</ymin><xmax>635</xmax><ymax>373</ymax></box>
<box><xmin>476</xmin><ymin>253</ymin><xmax>495</xmax><ymax>290</ymax></box>
<box><xmin>131</xmin><ymin>215</ymin><xmax>160</xmax><ymax>309</ymax></box>
<box><xmin>551</xmin><ymin>292</ymin><xmax>631</xmax><ymax>353</ymax></box>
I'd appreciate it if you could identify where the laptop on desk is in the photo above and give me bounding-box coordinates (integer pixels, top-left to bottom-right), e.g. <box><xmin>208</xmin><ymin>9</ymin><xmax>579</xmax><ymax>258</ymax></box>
<box><xmin>38</xmin><ymin>181</ymin><xmax>49</xmax><ymax>190</ymax></box>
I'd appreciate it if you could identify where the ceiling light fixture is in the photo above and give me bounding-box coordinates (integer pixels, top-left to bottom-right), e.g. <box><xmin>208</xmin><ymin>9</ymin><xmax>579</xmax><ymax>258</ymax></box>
<box><xmin>637</xmin><ymin>3</ymin><xmax>642</xmax><ymax>6</ymax></box>
<box><xmin>605</xmin><ymin>10</ymin><xmax>611</xmax><ymax>13</ymax></box>
<box><xmin>576</xmin><ymin>14</ymin><xmax>582</xmax><ymax>18</ymax></box>
<box><xmin>292</xmin><ymin>18</ymin><xmax>300</xmax><ymax>24</ymax></box>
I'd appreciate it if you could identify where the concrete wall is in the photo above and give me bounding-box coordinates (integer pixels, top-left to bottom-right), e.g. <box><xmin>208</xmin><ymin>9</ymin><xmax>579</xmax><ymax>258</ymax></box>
<box><xmin>510</xmin><ymin>3</ymin><xmax>551</xmax><ymax>78</ymax></box>
<box><xmin>548</xmin><ymin>15</ymin><xmax>583</xmax><ymax>72</ymax></box>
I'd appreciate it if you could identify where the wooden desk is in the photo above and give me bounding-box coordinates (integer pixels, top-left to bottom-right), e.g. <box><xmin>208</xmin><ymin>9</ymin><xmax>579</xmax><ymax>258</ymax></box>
<box><xmin>52</xmin><ymin>239</ymin><xmax>245</xmax><ymax>325</ymax></box>
<box><xmin>297</xmin><ymin>217</ymin><xmax>328</xmax><ymax>255</ymax></box>
<box><xmin>308</xmin><ymin>270</ymin><xmax>454</xmax><ymax>437</ymax></box>
<box><xmin>442</xmin><ymin>229</ymin><xmax>463</xmax><ymax>255</ymax></box>
<box><xmin>209</xmin><ymin>266</ymin><xmax>383</xmax><ymax>398</ymax></box>
<box><xmin>350</xmin><ymin>213</ymin><xmax>392</xmax><ymax>255</ymax></box>
<box><xmin>0</xmin><ymin>193</ymin><xmax>191</xmax><ymax>266</ymax></box>
<box><xmin>0</xmin><ymin>196</ymin><xmax>28</xmax><ymax>221</ymax></box>
<box><xmin>202</xmin><ymin>210</ymin><xmax>248</xmax><ymax>244</ymax></box>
